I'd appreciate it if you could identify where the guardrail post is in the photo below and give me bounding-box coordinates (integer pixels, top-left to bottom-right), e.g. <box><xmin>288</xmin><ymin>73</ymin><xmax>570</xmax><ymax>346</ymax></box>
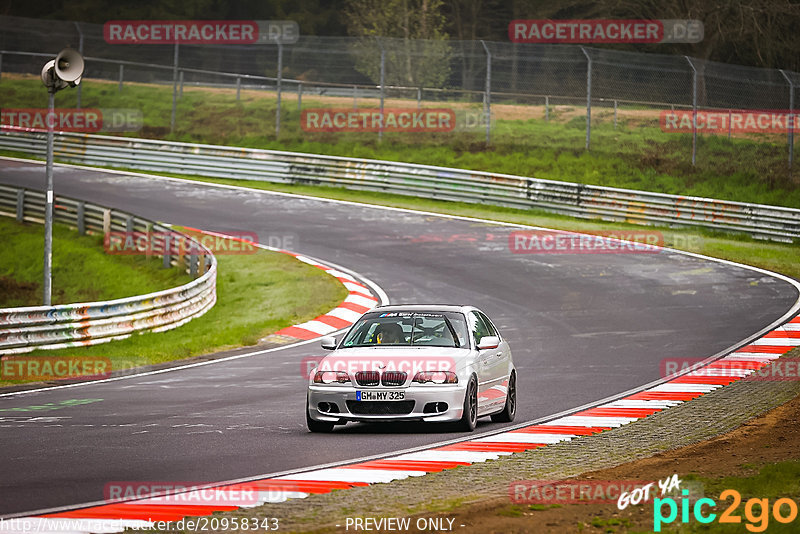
<box><xmin>378</xmin><ymin>38</ymin><xmax>385</xmax><ymax>143</ymax></box>
<box><xmin>580</xmin><ymin>47</ymin><xmax>592</xmax><ymax>151</ymax></box>
<box><xmin>613</xmin><ymin>100</ymin><xmax>618</xmax><ymax>129</ymax></box>
<box><xmin>77</xmin><ymin>201</ymin><xmax>85</xmax><ymax>235</ymax></box>
<box><xmin>16</xmin><ymin>189</ymin><xmax>24</xmax><ymax>222</ymax></box>
<box><xmin>189</xmin><ymin>253</ymin><xmax>198</xmax><ymax>277</ymax></box>
<box><xmin>685</xmin><ymin>56</ymin><xmax>697</xmax><ymax>166</ymax></box>
<box><xmin>125</xmin><ymin>215</ymin><xmax>134</xmax><ymax>233</ymax></box>
<box><xmin>236</xmin><ymin>76</ymin><xmax>241</xmax><ymax>101</ymax></box>
<box><xmin>297</xmin><ymin>82</ymin><xmax>303</xmax><ymax>111</ymax></box>
<box><xmin>779</xmin><ymin>70</ymin><xmax>794</xmax><ymax>169</ymax></box>
<box><xmin>102</xmin><ymin>209</ymin><xmax>111</xmax><ymax>235</ymax></box>
<box><xmin>545</xmin><ymin>95</ymin><xmax>549</xmax><ymax>122</ymax></box>
<box><xmin>417</xmin><ymin>87</ymin><xmax>422</xmax><ymax>110</ymax></box>
<box><xmin>118</xmin><ymin>64</ymin><xmax>124</xmax><ymax>92</ymax></box>
<box><xmin>276</xmin><ymin>42</ymin><xmax>283</xmax><ymax>138</ymax></box>
<box><xmin>170</xmin><ymin>43</ymin><xmax>179</xmax><ymax>134</ymax></box>
<box><xmin>480</xmin><ymin>40</ymin><xmax>492</xmax><ymax>146</ymax></box>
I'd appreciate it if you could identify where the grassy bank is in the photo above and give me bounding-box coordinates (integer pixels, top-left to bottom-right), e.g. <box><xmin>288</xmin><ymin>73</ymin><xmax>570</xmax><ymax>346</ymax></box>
<box><xmin>1</xmin><ymin>74</ymin><xmax>798</xmax><ymax>208</ymax></box>
<box><xmin>0</xmin><ymin>216</ymin><xmax>190</xmax><ymax>307</ymax></box>
<box><xmin>0</xmin><ymin>216</ymin><xmax>348</xmax><ymax>387</ymax></box>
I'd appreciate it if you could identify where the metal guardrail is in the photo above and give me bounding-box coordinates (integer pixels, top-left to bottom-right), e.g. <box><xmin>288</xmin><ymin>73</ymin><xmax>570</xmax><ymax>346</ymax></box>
<box><xmin>0</xmin><ymin>183</ymin><xmax>217</xmax><ymax>355</ymax></box>
<box><xmin>1</xmin><ymin>130</ymin><xmax>799</xmax><ymax>241</ymax></box>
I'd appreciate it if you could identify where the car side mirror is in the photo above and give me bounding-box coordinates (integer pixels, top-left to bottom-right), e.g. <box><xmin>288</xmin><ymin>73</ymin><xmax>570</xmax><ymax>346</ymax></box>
<box><xmin>477</xmin><ymin>336</ymin><xmax>500</xmax><ymax>350</ymax></box>
<box><xmin>320</xmin><ymin>336</ymin><xmax>337</xmax><ymax>350</ymax></box>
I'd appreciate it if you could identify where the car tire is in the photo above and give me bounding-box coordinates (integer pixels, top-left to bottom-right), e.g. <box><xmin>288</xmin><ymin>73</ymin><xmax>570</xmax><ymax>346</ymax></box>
<box><xmin>306</xmin><ymin>398</ymin><xmax>334</xmax><ymax>433</ymax></box>
<box><xmin>491</xmin><ymin>371</ymin><xmax>517</xmax><ymax>423</ymax></box>
<box><xmin>456</xmin><ymin>376</ymin><xmax>478</xmax><ymax>432</ymax></box>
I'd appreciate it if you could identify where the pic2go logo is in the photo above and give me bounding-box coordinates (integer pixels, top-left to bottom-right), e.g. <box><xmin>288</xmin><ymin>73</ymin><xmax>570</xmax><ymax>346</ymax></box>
<box><xmin>653</xmin><ymin>489</ymin><xmax>799</xmax><ymax>532</ymax></box>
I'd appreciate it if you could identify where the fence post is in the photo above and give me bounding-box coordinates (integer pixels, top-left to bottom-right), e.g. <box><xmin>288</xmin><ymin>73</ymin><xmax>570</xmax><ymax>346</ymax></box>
<box><xmin>16</xmin><ymin>189</ymin><xmax>24</xmax><ymax>222</ymax></box>
<box><xmin>236</xmin><ymin>76</ymin><xmax>241</xmax><ymax>101</ymax></box>
<box><xmin>189</xmin><ymin>254</ymin><xmax>198</xmax><ymax>277</ymax></box>
<box><xmin>353</xmin><ymin>85</ymin><xmax>358</xmax><ymax>109</ymax></box>
<box><xmin>779</xmin><ymin>70</ymin><xmax>794</xmax><ymax>169</ymax></box>
<box><xmin>378</xmin><ymin>38</ymin><xmax>385</xmax><ymax>142</ymax></box>
<box><xmin>613</xmin><ymin>100</ymin><xmax>618</xmax><ymax>129</ymax></box>
<box><xmin>162</xmin><ymin>233</ymin><xmax>172</xmax><ymax>269</ymax></box>
<box><xmin>298</xmin><ymin>82</ymin><xmax>303</xmax><ymax>111</ymax></box>
<box><xmin>0</xmin><ymin>52</ymin><xmax>4</xmax><ymax>83</ymax></box>
<box><xmin>170</xmin><ymin>43</ymin><xmax>179</xmax><ymax>134</ymax></box>
<box><xmin>276</xmin><ymin>42</ymin><xmax>283</xmax><ymax>137</ymax></box>
<box><xmin>580</xmin><ymin>47</ymin><xmax>592</xmax><ymax>150</ymax></box>
<box><xmin>77</xmin><ymin>201</ymin><xmax>85</xmax><ymax>235</ymax></box>
<box><xmin>480</xmin><ymin>40</ymin><xmax>492</xmax><ymax>146</ymax></box>
<box><xmin>685</xmin><ymin>56</ymin><xmax>697</xmax><ymax>166</ymax></box>
<box><xmin>417</xmin><ymin>87</ymin><xmax>422</xmax><ymax>109</ymax></box>
<box><xmin>545</xmin><ymin>95</ymin><xmax>549</xmax><ymax>122</ymax></box>
<box><xmin>74</xmin><ymin>22</ymin><xmax>84</xmax><ymax>109</ymax></box>
<box><xmin>179</xmin><ymin>70</ymin><xmax>184</xmax><ymax>98</ymax></box>
<box><xmin>118</xmin><ymin>64</ymin><xmax>124</xmax><ymax>92</ymax></box>
<box><xmin>728</xmin><ymin>109</ymin><xmax>732</xmax><ymax>140</ymax></box>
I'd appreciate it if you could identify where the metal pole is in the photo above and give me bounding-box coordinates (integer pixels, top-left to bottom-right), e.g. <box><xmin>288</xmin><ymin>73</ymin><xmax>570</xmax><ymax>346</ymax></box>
<box><xmin>170</xmin><ymin>43</ymin><xmax>179</xmax><ymax>134</ymax></box>
<box><xmin>0</xmin><ymin>52</ymin><xmax>4</xmax><ymax>83</ymax></box>
<box><xmin>480</xmin><ymin>40</ymin><xmax>491</xmax><ymax>146</ymax></box>
<box><xmin>417</xmin><ymin>87</ymin><xmax>421</xmax><ymax>110</ymax></box>
<box><xmin>353</xmin><ymin>85</ymin><xmax>358</xmax><ymax>109</ymax></box>
<box><xmin>379</xmin><ymin>40</ymin><xmax>385</xmax><ymax>142</ymax></box>
<box><xmin>780</xmin><ymin>70</ymin><xmax>794</xmax><ymax>169</ymax></box>
<box><xmin>74</xmin><ymin>22</ymin><xmax>84</xmax><ymax>109</ymax></box>
<box><xmin>236</xmin><ymin>76</ymin><xmax>241</xmax><ymax>101</ymax></box>
<box><xmin>118</xmin><ymin>63</ymin><xmax>124</xmax><ymax>92</ymax></box>
<box><xmin>728</xmin><ymin>109</ymin><xmax>732</xmax><ymax>140</ymax></box>
<box><xmin>580</xmin><ymin>47</ymin><xmax>591</xmax><ymax>150</ymax></box>
<box><xmin>613</xmin><ymin>100</ymin><xmax>618</xmax><ymax>129</ymax></box>
<box><xmin>685</xmin><ymin>56</ymin><xmax>697</xmax><ymax>166</ymax></box>
<box><xmin>276</xmin><ymin>42</ymin><xmax>283</xmax><ymax>137</ymax></box>
<box><xmin>43</xmin><ymin>89</ymin><xmax>55</xmax><ymax>306</ymax></box>
<box><xmin>298</xmin><ymin>82</ymin><xmax>303</xmax><ymax>111</ymax></box>
<box><xmin>545</xmin><ymin>95</ymin><xmax>549</xmax><ymax>122</ymax></box>
<box><xmin>179</xmin><ymin>70</ymin><xmax>184</xmax><ymax>98</ymax></box>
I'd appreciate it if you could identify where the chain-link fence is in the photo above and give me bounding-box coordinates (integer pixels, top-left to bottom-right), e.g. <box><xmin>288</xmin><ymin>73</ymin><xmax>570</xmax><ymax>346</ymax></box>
<box><xmin>0</xmin><ymin>15</ymin><xmax>797</xmax><ymax>168</ymax></box>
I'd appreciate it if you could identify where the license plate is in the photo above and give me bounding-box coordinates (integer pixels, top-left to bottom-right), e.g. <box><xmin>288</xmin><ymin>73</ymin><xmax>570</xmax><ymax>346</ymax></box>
<box><xmin>356</xmin><ymin>390</ymin><xmax>405</xmax><ymax>401</ymax></box>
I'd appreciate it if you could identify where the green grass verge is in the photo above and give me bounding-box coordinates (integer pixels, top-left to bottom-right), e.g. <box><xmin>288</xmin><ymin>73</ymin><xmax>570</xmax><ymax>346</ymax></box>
<box><xmin>0</xmin><ymin>216</ymin><xmax>190</xmax><ymax>307</ymax></box>
<box><xmin>0</xmin><ymin>217</ymin><xmax>348</xmax><ymax>387</ymax></box>
<box><xmin>1</xmin><ymin>75</ymin><xmax>798</xmax><ymax>208</ymax></box>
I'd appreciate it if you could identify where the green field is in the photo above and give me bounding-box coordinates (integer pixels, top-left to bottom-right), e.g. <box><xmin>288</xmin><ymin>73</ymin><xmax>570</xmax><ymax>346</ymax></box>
<box><xmin>1</xmin><ymin>74</ymin><xmax>798</xmax><ymax>208</ymax></box>
<box><xmin>0</xmin><ymin>216</ymin><xmax>348</xmax><ymax>386</ymax></box>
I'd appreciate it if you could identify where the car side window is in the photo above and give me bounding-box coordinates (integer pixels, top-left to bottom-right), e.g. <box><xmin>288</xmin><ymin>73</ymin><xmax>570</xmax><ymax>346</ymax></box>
<box><xmin>468</xmin><ymin>311</ymin><xmax>490</xmax><ymax>347</ymax></box>
<box><xmin>476</xmin><ymin>311</ymin><xmax>499</xmax><ymax>338</ymax></box>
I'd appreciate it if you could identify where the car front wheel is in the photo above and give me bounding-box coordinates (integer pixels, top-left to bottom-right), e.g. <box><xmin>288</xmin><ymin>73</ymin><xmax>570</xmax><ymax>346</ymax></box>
<box><xmin>306</xmin><ymin>397</ymin><xmax>334</xmax><ymax>433</ymax></box>
<box><xmin>491</xmin><ymin>371</ymin><xmax>516</xmax><ymax>423</ymax></box>
<box><xmin>456</xmin><ymin>376</ymin><xmax>478</xmax><ymax>432</ymax></box>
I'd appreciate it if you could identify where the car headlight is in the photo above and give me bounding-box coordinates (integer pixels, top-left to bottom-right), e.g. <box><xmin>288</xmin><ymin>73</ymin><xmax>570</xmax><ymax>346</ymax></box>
<box><xmin>412</xmin><ymin>371</ymin><xmax>458</xmax><ymax>384</ymax></box>
<box><xmin>313</xmin><ymin>371</ymin><xmax>351</xmax><ymax>384</ymax></box>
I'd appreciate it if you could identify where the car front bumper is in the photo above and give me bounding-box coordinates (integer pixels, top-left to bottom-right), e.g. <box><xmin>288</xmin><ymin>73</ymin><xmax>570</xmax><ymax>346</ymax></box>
<box><xmin>307</xmin><ymin>383</ymin><xmax>467</xmax><ymax>423</ymax></box>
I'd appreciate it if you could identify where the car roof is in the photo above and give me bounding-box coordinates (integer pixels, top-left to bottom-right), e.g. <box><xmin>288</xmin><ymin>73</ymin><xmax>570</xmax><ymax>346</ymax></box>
<box><xmin>372</xmin><ymin>304</ymin><xmax>476</xmax><ymax>313</ymax></box>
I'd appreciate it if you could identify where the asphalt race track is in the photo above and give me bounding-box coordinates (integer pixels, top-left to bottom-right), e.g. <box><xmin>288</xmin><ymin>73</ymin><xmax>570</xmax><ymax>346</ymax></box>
<box><xmin>1</xmin><ymin>158</ymin><xmax>797</xmax><ymax>516</ymax></box>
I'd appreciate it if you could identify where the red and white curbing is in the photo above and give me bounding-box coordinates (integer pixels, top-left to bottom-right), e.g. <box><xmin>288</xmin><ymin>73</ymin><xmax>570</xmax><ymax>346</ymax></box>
<box><xmin>11</xmin><ymin>316</ymin><xmax>798</xmax><ymax>533</ymax></box>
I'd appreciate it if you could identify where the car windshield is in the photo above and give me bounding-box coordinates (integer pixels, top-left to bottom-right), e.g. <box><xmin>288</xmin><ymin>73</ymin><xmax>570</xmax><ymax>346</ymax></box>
<box><xmin>341</xmin><ymin>311</ymin><xmax>469</xmax><ymax>348</ymax></box>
